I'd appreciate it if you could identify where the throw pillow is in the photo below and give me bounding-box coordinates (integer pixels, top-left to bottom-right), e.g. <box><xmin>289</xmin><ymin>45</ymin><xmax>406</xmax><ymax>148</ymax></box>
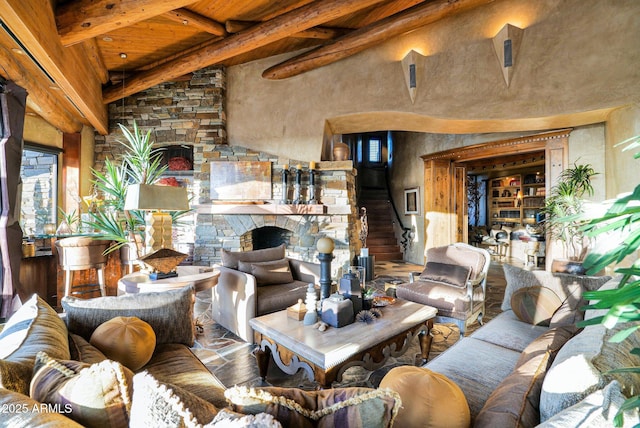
<box><xmin>502</xmin><ymin>264</ymin><xmax>611</xmax><ymax>312</ymax></box>
<box><xmin>0</xmin><ymin>294</ymin><xmax>69</xmax><ymax>365</ymax></box>
<box><xmin>129</xmin><ymin>371</ymin><xmax>218</xmax><ymax>427</ymax></box>
<box><xmin>549</xmin><ymin>282</ymin><xmax>585</xmax><ymax>327</ymax></box>
<box><xmin>68</xmin><ymin>333</ymin><xmax>107</xmax><ymax>364</ymax></box>
<box><xmin>90</xmin><ymin>316</ymin><xmax>156</xmax><ymax>371</ymax></box>
<box><xmin>30</xmin><ymin>352</ymin><xmax>134</xmax><ymax>428</ymax></box>
<box><xmin>225</xmin><ymin>386</ymin><xmax>401</xmax><ymax>428</ymax></box>
<box><xmin>419</xmin><ymin>261</ymin><xmax>472</xmax><ymax>288</ymax></box>
<box><xmin>0</xmin><ymin>388</ymin><xmax>84</xmax><ymax>427</ymax></box>
<box><xmin>475</xmin><ymin>325</ymin><xmax>579</xmax><ymax>428</ymax></box>
<box><xmin>62</xmin><ymin>284</ymin><xmax>195</xmax><ymax>346</ymax></box>
<box><xmin>221</xmin><ymin>244</ymin><xmax>286</xmax><ymax>269</ymax></box>
<box><xmin>379</xmin><ymin>366</ymin><xmax>470</xmax><ymax>428</ymax></box>
<box><xmin>540</xmin><ymin>320</ymin><xmax>640</xmax><ymax>421</ymax></box>
<box><xmin>240</xmin><ymin>258</ymin><xmax>294</xmax><ymax>286</ymax></box>
<box><xmin>510</xmin><ymin>286</ymin><xmax>563</xmax><ymax>326</ymax></box>
<box><xmin>537</xmin><ymin>381</ymin><xmax>640</xmax><ymax>427</ymax></box>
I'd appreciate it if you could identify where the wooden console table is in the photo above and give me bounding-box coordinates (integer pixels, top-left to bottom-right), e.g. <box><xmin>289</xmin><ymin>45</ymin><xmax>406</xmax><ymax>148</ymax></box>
<box><xmin>250</xmin><ymin>299</ymin><xmax>437</xmax><ymax>388</ymax></box>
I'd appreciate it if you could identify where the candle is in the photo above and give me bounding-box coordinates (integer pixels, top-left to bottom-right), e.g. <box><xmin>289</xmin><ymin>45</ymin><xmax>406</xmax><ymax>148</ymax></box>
<box><xmin>296</xmin><ymin>164</ymin><xmax>302</xmax><ymax>170</ymax></box>
<box><xmin>310</xmin><ymin>161</ymin><xmax>316</xmax><ymax>170</ymax></box>
<box><xmin>283</xmin><ymin>164</ymin><xmax>288</xmax><ymax>170</ymax></box>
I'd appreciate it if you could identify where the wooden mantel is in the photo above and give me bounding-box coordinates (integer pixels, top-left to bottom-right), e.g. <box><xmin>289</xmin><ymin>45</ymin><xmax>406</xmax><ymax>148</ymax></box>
<box><xmin>196</xmin><ymin>204</ymin><xmax>327</xmax><ymax>215</ymax></box>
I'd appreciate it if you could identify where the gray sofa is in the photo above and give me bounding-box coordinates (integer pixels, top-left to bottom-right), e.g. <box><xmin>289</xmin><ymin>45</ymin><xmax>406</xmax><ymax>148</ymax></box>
<box><xmin>212</xmin><ymin>244</ymin><xmax>321</xmax><ymax>342</ymax></box>
<box><xmin>421</xmin><ymin>265</ymin><xmax>640</xmax><ymax>426</ymax></box>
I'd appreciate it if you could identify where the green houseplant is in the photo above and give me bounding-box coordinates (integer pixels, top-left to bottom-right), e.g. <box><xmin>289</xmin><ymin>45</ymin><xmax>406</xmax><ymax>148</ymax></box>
<box><xmin>83</xmin><ymin>121</ymin><xmax>188</xmax><ymax>256</ymax></box>
<box><xmin>571</xmin><ymin>135</ymin><xmax>640</xmax><ymax>426</ymax></box>
<box><xmin>542</xmin><ymin>162</ymin><xmax>598</xmax><ymax>272</ymax></box>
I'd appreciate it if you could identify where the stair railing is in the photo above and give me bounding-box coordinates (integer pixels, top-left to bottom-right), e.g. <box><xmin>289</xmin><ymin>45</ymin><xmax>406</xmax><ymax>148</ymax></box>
<box><xmin>384</xmin><ymin>164</ymin><xmax>412</xmax><ymax>254</ymax></box>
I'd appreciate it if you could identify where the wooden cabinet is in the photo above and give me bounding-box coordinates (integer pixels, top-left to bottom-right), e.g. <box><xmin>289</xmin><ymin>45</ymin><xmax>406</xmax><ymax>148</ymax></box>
<box><xmin>488</xmin><ymin>171</ymin><xmax>545</xmax><ymax>227</ymax></box>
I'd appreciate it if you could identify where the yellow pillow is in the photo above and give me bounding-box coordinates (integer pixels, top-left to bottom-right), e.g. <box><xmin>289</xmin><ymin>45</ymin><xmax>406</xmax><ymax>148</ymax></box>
<box><xmin>90</xmin><ymin>317</ymin><xmax>156</xmax><ymax>371</ymax></box>
<box><xmin>379</xmin><ymin>366</ymin><xmax>470</xmax><ymax>428</ymax></box>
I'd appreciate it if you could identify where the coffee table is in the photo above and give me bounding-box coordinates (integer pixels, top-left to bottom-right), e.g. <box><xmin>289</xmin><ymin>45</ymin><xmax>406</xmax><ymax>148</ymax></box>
<box><xmin>249</xmin><ymin>299</ymin><xmax>437</xmax><ymax>388</ymax></box>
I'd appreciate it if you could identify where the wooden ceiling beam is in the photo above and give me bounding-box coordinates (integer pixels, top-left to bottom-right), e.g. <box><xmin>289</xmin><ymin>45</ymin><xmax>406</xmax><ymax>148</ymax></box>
<box><xmin>0</xmin><ymin>38</ymin><xmax>82</xmax><ymax>133</ymax></box>
<box><xmin>163</xmin><ymin>8</ymin><xmax>226</xmax><ymax>36</ymax></box>
<box><xmin>56</xmin><ymin>0</ymin><xmax>199</xmax><ymax>46</ymax></box>
<box><xmin>1</xmin><ymin>0</ymin><xmax>108</xmax><ymax>134</ymax></box>
<box><xmin>263</xmin><ymin>0</ymin><xmax>493</xmax><ymax>80</ymax></box>
<box><xmin>103</xmin><ymin>0</ymin><xmax>387</xmax><ymax>104</ymax></box>
<box><xmin>225</xmin><ymin>20</ymin><xmax>349</xmax><ymax>40</ymax></box>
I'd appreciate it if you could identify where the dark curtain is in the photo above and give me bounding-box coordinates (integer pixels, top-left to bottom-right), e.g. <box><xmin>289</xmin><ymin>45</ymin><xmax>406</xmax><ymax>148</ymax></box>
<box><xmin>0</xmin><ymin>81</ymin><xmax>27</xmax><ymax>318</ymax></box>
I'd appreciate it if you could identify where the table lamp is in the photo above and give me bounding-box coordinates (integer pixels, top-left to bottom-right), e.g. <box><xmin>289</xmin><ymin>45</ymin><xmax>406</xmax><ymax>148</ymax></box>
<box><xmin>124</xmin><ymin>183</ymin><xmax>189</xmax><ymax>253</ymax></box>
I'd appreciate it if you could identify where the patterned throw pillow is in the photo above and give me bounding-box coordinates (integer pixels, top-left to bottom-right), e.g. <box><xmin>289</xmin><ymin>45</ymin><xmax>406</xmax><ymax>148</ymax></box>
<box><xmin>510</xmin><ymin>286</ymin><xmax>563</xmax><ymax>326</ymax></box>
<box><xmin>0</xmin><ymin>294</ymin><xmax>69</xmax><ymax>393</ymax></box>
<box><xmin>62</xmin><ymin>285</ymin><xmax>195</xmax><ymax>346</ymax></box>
<box><xmin>129</xmin><ymin>371</ymin><xmax>218</xmax><ymax>427</ymax></box>
<box><xmin>0</xmin><ymin>294</ymin><xmax>69</xmax><ymax>364</ymax></box>
<box><xmin>30</xmin><ymin>352</ymin><xmax>133</xmax><ymax>428</ymax></box>
<box><xmin>225</xmin><ymin>386</ymin><xmax>401</xmax><ymax>428</ymax></box>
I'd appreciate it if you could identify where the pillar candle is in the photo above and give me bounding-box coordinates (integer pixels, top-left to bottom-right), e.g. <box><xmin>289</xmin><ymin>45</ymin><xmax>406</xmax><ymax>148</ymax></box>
<box><xmin>310</xmin><ymin>161</ymin><xmax>316</xmax><ymax>170</ymax></box>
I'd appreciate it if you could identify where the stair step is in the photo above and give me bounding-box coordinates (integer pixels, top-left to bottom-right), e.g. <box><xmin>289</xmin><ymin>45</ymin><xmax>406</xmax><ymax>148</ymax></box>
<box><xmin>367</xmin><ymin>245</ymin><xmax>401</xmax><ymax>253</ymax></box>
<box><xmin>366</xmin><ymin>237</ymin><xmax>399</xmax><ymax>246</ymax></box>
<box><xmin>370</xmin><ymin>252</ymin><xmax>405</xmax><ymax>261</ymax></box>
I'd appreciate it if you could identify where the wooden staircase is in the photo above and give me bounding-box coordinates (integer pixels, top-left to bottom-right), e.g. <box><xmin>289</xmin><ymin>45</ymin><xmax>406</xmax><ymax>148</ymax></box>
<box><xmin>359</xmin><ymin>188</ymin><xmax>404</xmax><ymax>261</ymax></box>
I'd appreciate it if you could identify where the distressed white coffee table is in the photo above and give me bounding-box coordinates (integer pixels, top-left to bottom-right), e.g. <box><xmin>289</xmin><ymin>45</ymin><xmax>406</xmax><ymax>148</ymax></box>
<box><xmin>249</xmin><ymin>299</ymin><xmax>437</xmax><ymax>388</ymax></box>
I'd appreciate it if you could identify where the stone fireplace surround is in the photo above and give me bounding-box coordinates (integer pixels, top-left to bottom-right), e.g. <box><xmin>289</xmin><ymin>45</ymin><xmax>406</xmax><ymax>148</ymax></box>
<box><xmin>94</xmin><ymin>66</ymin><xmax>361</xmax><ymax>274</ymax></box>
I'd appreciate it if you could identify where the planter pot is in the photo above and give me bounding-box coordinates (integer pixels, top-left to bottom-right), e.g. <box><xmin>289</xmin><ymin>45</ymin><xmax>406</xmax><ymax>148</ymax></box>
<box><xmin>551</xmin><ymin>259</ymin><xmax>586</xmax><ymax>275</ymax></box>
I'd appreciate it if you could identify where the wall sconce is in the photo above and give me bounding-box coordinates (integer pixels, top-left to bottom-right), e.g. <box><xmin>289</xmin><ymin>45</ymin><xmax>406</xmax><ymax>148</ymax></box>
<box><xmin>401</xmin><ymin>50</ymin><xmax>424</xmax><ymax>104</ymax></box>
<box><xmin>492</xmin><ymin>24</ymin><xmax>524</xmax><ymax>87</ymax></box>
<box><xmin>124</xmin><ymin>184</ymin><xmax>190</xmax><ymax>254</ymax></box>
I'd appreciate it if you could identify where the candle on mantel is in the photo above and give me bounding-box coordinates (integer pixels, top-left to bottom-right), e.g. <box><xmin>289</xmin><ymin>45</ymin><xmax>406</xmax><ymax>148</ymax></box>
<box><xmin>283</xmin><ymin>164</ymin><xmax>289</xmax><ymax>170</ymax></box>
<box><xmin>310</xmin><ymin>161</ymin><xmax>316</xmax><ymax>170</ymax></box>
<box><xmin>296</xmin><ymin>164</ymin><xmax>302</xmax><ymax>170</ymax></box>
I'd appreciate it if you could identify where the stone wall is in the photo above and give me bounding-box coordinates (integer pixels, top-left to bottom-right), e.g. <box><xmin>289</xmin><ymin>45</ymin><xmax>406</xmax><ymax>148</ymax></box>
<box><xmin>94</xmin><ymin>66</ymin><xmax>358</xmax><ymax>272</ymax></box>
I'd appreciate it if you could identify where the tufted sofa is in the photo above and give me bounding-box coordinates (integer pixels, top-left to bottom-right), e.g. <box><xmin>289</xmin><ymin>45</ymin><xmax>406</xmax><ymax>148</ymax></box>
<box><xmin>212</xmin><ymin>244</ymin><xmax>321</xmax><ymax>342</ymax></box>
<box><xmin>415</xmin><ymin>265</ymin><xmax>640</xmax><ymax>427</ymax></box>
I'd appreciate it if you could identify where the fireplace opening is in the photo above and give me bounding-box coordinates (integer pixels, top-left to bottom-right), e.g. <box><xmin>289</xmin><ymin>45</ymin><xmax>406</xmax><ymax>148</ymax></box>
<box><xmin>242</xmin><ymin>226</ymin><xmax>293</xmax><ymax>251</ymax></box>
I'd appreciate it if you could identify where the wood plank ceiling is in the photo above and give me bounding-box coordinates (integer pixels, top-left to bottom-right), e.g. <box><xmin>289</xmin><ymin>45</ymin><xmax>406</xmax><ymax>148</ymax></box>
<box><xmin>0</xmin><ymin>0</ymin><xmax>492</xmax><ymax>135</ymax></box>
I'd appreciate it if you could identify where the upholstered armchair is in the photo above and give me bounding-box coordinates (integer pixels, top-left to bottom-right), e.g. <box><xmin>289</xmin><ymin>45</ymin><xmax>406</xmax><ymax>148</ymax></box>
<box><xmin>211</xmin><ymin>244</ymin><xmax>320</xmax><ymax>342</ymax></box>
<box><xmin>396</xmin><ymin>243</ymin><xmax>491</xmax><ymax>336</ymax></box>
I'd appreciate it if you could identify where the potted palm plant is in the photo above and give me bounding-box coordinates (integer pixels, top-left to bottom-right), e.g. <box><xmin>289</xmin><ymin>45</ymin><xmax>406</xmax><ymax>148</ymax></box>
<box><xmin>542</xmin><ymin>162</ymin><xmax>598</xmax><ymax>274</ymax></box>
<box><xmin>575</xmin><ymin>135</ymin><xmax>640</xmax><ymax>426</ymax></box>
<box><xmin>83</xmin><ymin>122</ymin><xmax>188</xmax><ymax>262</ymax></box>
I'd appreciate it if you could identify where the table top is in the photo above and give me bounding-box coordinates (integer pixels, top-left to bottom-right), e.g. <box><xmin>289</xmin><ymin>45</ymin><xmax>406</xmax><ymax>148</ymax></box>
<box><xmin>118</xmin><ymin>265</ymin><xmax>220</xmax><ymax>294</ymax></box>
<box><xmin>250</xmin><ymin>299</ymin><xmax>437</xmax><ymax>370</ymax></box>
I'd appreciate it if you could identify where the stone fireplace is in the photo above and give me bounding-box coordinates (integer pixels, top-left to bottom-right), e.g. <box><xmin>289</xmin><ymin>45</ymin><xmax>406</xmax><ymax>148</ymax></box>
<box><xmin>95</xmin><ymin>66</ymin><xmax>360</xmax><ymax>275</ymax></box>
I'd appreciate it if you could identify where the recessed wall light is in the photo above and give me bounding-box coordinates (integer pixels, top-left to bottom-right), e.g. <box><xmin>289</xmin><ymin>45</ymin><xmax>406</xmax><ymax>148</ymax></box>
<box><xmin>103</xmin><ymin>36</ymin><xmax>113</xmax><ymax>42</ymax></box>
<box><xmin>11</xmin><ymin>48</ymin><xmax>24</xmax><ymax>55</ymax></box>
<box><xmin>120</xmin><ymin>53</ymin><xmax>128</xmax><ymax>59</ymax></box>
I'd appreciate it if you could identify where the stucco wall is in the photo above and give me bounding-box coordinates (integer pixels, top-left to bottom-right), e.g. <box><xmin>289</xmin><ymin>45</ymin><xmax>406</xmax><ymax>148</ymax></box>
<box><xmin>227</xmin><ymin>0</ymin><xmax>639</xmax><ymax>161</ymax></box>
